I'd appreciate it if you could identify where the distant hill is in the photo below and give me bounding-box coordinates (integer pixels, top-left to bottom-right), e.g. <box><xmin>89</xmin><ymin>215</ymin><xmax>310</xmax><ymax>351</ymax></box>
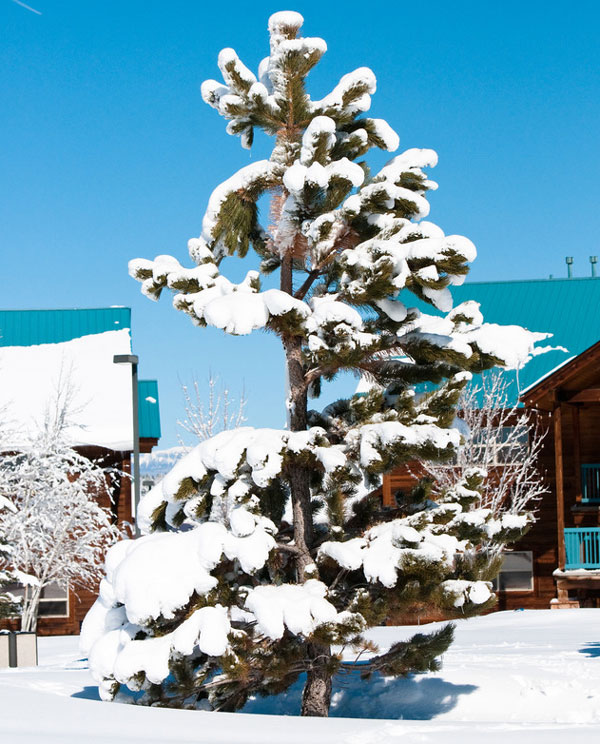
<box><xmin>140</xmin><ymin>446</ymin><xmax>190</xmax><ymax>493</ymax></box>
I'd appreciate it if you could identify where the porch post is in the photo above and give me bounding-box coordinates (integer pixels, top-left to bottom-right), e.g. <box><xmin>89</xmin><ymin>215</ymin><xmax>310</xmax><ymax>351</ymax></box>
<box><xmin>382</xmin><ymin>475</ymin><xmax>393</xmax><ymax>508</ymax></box>
<box><xmin>571</xmin><ymin>405</ymin><xmax>582</xmax><ymax>502</ymax></box>
<box><xmin>554</xmin><ymin>402</ymin><xmax>567</xmax><ymax>570</ymax></box>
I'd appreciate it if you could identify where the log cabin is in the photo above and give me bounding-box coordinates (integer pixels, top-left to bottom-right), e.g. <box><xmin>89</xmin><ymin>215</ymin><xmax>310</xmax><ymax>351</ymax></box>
<box><xmin>0</xmin><ymin>308</ymin><xmax>161</xmax><ymax>635</ymax></box>
<box><xmin>521</xmin><ymin>341</ymin><xmax>600</xmax><ymax>609</ymax></box>
<box><xmin>381</xmin><ymin>272</ymin><xmax>600</xmax><ymax>613</ymax></box>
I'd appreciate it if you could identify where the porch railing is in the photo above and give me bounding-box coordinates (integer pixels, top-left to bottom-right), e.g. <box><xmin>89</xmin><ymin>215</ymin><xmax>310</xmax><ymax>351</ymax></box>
<box><xmin>564</xmin><ymin>527</ymin><xmax>600</xmax><ymax>569</ymax></box>
<box><xmin>581</xmin><ymin>464</ymin><xmax>600</xmax><ymax>503</ymax></box>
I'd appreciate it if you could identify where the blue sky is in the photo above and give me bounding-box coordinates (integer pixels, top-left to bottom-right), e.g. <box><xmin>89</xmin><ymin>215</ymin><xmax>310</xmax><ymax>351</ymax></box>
<box><xmin>2</xmin><ymin>0</ymin><xmax>599</xmax><ymax>448</ymax></box>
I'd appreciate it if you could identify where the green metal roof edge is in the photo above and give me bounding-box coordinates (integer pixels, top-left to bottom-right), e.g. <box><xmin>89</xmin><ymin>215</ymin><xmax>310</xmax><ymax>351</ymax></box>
<box><xmin>0</xmin><ymin>307</ymin><xmax>131</xmax><ymax>347</ymax></box>
<box><xmin>451</xmin><ymin>276</ymin><xmax>600</xmax><ymax>286</ymax></box>
<box><xmin>138</xmin><ymin>380</ymin><xmax>161</xmax><ymax>440</ymax></box>
<box><xmin>0</xmin><ymin>306</ymin><xmax>130</xmax><ymax>312</ymax></box>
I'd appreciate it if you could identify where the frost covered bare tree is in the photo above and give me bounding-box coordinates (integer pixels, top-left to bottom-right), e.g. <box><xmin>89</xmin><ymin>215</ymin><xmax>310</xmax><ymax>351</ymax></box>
<box><xmin>82</xmin><ymin>11</ymin><xmax>554</xmax><ymax>716</ymax></box>
<box><xmin>419</xmin><ymin>371</ymin><xmax>548</xmax><ymax>551</ymax></box>
<box><xmin>0</xmin><ymin>386</ymin><xmax>121</xmax><ymax>632</ymax></box>
<box><xmin>0</xmin><ymin>403</ymin><xmax>25</xmax><ymax>620</ymax></box>
<box><xmin>178</xmin><ymin>373</ymin><xmax>246</xmax><ymax>443</ymax></box>
<box><xmin>0</xmin><ymin>495</ymin><xmax>21</xmax><ymax>620</ymax></box>
<box><xmin>140</xmin><ymin>375</ymin><xmax>246</xmax><ymax>494</ymax></box>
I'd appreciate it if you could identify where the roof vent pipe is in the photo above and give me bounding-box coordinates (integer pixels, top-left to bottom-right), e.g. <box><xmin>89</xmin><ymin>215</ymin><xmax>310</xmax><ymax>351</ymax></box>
<box><xmin>566</xmin><ymin>256</ymin><xmax>574</xmax><ymax>278</ymax></box>
<box><xmin>590</xmin><ymin>256</ymin><xmax>598</xmax><ymax>278</ymax></box>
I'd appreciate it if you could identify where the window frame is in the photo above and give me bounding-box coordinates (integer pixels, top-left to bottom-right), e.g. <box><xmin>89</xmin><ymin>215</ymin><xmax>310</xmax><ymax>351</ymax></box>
<box><xmin>4</xmin><ymin>581</ymin><xmax>70</xmax><ymax>619</ymax></box>
<box><xmin>493</xmin><ymin>550</ymin><xmax>534</xmax><ymax>592</ymax></box>
<box><xmin>472</xmin><ymin>425</ymin><xmax>529</xmax><ymax>466</ymax></box>
<box><xmin>37</xmin><ymin>583</ymin><xmax>70</xmax><ymax>618</ymax></box>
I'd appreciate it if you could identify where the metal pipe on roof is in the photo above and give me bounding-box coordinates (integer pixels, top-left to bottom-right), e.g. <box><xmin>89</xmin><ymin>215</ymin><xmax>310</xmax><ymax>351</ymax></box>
<box><xmin>590</xmin><ymin>256</ymin><xmax>597</xmax><ymax>278</ymax></box>
<box><xmin>566</xmin><ymin>257</ymin><xmax>574</xmax><ymax>278</ymax></box>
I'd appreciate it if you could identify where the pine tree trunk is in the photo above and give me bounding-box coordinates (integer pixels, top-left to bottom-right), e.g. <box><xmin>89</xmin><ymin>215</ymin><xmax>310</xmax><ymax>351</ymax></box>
<box><xmin>281</xmin><ymin>252</ymin><xmax>313</xmax><ymax>577</ymax></box>
<box><xmin>301</xmin><ymin>643</ymin><xmax>333</xmax><ymax>717</ymax></box>
<box><xmin>281</xmin><ymin>253</ymin><xmax>333</xmax><ymax>717</ymax></box>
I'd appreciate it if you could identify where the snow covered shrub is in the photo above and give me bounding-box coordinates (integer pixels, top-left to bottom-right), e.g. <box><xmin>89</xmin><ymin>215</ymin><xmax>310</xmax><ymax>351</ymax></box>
<box><xmin>82</xmin><ymin>11</ymin><xmax>553</xmax><ymax>716</ymax></box>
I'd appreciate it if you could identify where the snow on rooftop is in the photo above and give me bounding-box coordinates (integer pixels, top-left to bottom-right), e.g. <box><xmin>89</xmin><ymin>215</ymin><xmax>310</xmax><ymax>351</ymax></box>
<box><xmin>0</xmin><ymin>329</ymin><xmax>134</xmax><ymax>451</ymax></box>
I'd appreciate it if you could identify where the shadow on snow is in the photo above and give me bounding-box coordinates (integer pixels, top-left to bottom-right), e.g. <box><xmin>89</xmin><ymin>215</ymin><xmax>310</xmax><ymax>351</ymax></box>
<box><xmin>71</xmin><ymin>686</ymin><xmax>101</xmax><ymax>701</ymax></box>
<box><xmin>579</xmin><ymin>642</ymin><xmax>600</xmax><ymax>658</ymax></box>
<box><xmin>242</xmin><ymin>672</ymin><xmax>477</xmax><ymax>720</ymax></box>
<box><xmin>71</xmin><ymin>671</ymin><xmax>477</xmax><ymax>719</ymax></box>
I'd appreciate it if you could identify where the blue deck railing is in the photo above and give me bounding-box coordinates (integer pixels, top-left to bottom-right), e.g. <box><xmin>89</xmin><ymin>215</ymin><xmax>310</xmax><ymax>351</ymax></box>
<box><xmin>581</xmin><ymin>464</ymin><xmax>600</xmax><ymax>503</ymax></box>
<box><xmin>564</xmin><ymin>528</ymin><xmax>600</xmax><ymax>569</ymax></box>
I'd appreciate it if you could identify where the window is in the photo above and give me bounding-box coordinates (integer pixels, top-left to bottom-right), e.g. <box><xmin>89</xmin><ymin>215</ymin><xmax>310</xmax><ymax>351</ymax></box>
<box><xmin>496</xmin><ymin>427</ymin><xmax>529</xmax><ymax>464</ymax></box>
<box><xmin>473</xmin><ymin>426</ymin><xmax>529</xmax><ymax>465</ymax></box>
<box><xmin>38</xmin><ymin>583</ymin><xmax>69</xmax><ymax>617</ymax></box>
<box><xmin>493</xmin><ymin>551</ymin><xmax>534</xmax><ymax>591</ymax></box>
<box><xmin>4</xmin><ymin>582</ymin><xmax>69</xmax><ymax>618</ymax></box>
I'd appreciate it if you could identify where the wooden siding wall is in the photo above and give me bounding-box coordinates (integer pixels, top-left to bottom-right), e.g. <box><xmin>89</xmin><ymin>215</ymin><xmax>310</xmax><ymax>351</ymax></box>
<box><xmin>498</xmin><ymin>415</ymin><xmax>558</xmax><ymax>609</ymax></box>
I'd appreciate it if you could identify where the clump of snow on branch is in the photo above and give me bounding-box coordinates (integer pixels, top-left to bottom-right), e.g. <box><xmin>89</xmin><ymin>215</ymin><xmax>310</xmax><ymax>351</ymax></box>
<box><xmin>245</xmin><ymin>579</ymin><xmax>355</xmax><ymax>640</ymax></box>
<box><xmin>442</xmin><ymin>579</ymin><xmax>492</xmax><ymax>607</ymax></box>
<box><xmin>90</xmin><ymin>512</ymin><xmax>275</xmax><ymax>628</ymax></box>
<box><xmin>136</xmin><ymin>417</ymin><xmax>463</xmax><ymax>535</ymax></box>
<box><xmin>401</xmin><ymin>301</ymin><xmax>562</xmax><ymax>369</ymax></box>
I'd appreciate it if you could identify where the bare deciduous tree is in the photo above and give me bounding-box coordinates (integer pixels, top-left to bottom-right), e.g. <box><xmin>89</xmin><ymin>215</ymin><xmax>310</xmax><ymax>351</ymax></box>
<box><xmin>420</xmin><ymin>371</ymin><xmax>548</xmax><ymax>551</ymax></box>
<box><xmin>177</xmin><ymin>373</ymin><xmax>246</xmax><ymax>444</ymax></box>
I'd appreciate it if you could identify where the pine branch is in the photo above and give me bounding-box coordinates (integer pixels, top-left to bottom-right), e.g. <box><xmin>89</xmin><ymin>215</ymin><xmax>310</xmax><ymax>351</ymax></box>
<box><xmin>344</xmin><ymin>623</ymin><xmax>455</xmax><ymax>678</ymax></box>
<box><xmin>294</xmin><ymin>269</ymin><xmax>321</xmax><ymax>300</ymax></box>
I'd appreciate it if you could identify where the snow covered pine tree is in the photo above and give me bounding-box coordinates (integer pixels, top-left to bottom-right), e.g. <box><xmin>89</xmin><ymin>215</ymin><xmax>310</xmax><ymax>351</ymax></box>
<box><xmin>82</xmin><ymin>11</ymin><xmax>554</xmax><ymax>716</ymax></box>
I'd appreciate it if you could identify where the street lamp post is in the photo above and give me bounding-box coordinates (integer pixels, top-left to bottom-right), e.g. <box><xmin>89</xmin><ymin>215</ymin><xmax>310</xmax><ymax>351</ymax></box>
<box><xmin>113</xmin><ymin>354</ymin><xmax>140</xmax><ymax>537</ymax></box>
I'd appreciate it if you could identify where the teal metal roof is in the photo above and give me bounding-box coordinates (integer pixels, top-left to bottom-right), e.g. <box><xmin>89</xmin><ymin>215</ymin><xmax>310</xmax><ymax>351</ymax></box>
<box><xmin>0</xmin><ymin>307</ymin><xmax>131</xmax><ymax>346</ymax></box>
<box><xmin>138</xmin><ymin>380</ymin><xmax>161</xmax><ymax>440</ymax></box>
<box><xmin>403</xmin><ymin>277</ymin><xmax>600</xmax><ymax>404</ymax></box>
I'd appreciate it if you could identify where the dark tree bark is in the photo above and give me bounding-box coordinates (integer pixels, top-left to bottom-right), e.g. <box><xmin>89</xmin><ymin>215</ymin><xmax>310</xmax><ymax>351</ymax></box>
<box><xmin>301</xmin><ymin>643</ymin><xmax>333</xmax><ymax>717</ymax></box>
<box><xmin>281</xmin><ymin>251</ymin><xmax>333</xmax><ymax>717</ymax></box>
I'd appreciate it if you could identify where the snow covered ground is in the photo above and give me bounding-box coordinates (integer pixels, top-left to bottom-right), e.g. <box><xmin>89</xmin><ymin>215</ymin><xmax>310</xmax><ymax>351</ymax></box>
<box><xmin>1</xmin><ymin>609</ymin><xmax>599</xmax><ymax>743</ymax></box>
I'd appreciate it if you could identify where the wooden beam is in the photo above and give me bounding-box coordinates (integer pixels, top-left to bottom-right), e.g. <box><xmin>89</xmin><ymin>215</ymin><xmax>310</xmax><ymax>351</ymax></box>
<box><xmin>382</xmin><ymin>474</ymin><xmax>393</xmax><ymax>508</ymax></box>
<box><xmin>554</xmin><ymin>403</ymin><xmax>567</xmax><ymax>570</ymax></box>
<box><xmin>572</xmin><ymin>405</ymin><xmax>582</xmax><ymax>502</ymax></box>
<box><xmin>522</xmin><ymin>339</ymin><xmax>600</xmax><ymax>405</ymax></box>
<box><xmin>564</xmin><ymin>388</ymin><xmax>600</xmax><ymax>403</ymax></box>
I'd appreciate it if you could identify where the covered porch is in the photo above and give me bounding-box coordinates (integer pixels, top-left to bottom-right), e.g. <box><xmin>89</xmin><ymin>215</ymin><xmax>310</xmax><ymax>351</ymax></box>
<box><xmin>522</xmin><ymin>340</ymin><xmax>600</xmax><ymax>609</ymax></box>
